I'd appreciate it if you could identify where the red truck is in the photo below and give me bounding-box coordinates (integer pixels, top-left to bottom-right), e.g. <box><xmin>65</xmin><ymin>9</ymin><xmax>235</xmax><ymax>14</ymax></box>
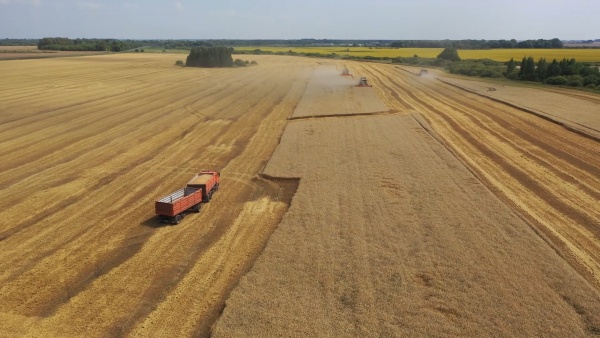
<box><xmin>155</xmin><ymin>170</ymin><xmax>220</xmax><ymax>224</ymax></box>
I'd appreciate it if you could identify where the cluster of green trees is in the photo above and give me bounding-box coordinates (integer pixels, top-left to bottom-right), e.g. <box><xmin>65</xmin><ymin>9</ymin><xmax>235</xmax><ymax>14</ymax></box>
<box><xmin>37</xmin><ymin>37</ymin><xmax>144</xmax><ymax>51</ymax></box>
<box><xmin>184</xmin><ymin>47</ymin><xmax>257</xmax><ymax>68</ymax></box>
<box><xmin>515</xmin><ymin>39</ymin><xmax>564</xmax><ymax>48</ymax></box>
<box><xmin>162</xmin><ymin>40</ymin><xmax>215</xmax><ymax>49</ymax></box>
<box><xmin>390</xmin><ymin>38</ymin><xmax>563</xmax><ymax>49</ymax></box>
<box><xmin>437</xmin><ymin>48</ymin><xmax>461</xmax><ymax>61</ymax></box>
<box><xmin>432</xmin><ymin>48</ymin><xmax>502</xmax><ymax>77</ymax></box>
<box><xmin>186</xmin><ymin>46</ymin><xmax>234</xmax><ymax>67</ymax></box>
<box><xmin>509</xmin><ymin>57</ymin><xmax>600</xmax><ymax>87</ymax></box>
<box><xmin>447</xmin><ymin>60</ymin><xmax>505</xmax><ymax>78</ymax></box>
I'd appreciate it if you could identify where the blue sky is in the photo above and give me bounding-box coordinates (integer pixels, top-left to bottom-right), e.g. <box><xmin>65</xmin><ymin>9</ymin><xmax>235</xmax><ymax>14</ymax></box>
<box><xmin>0</xmin><ymin>0</ymin><xmax>598</xmax><ymax>40</ymax></box>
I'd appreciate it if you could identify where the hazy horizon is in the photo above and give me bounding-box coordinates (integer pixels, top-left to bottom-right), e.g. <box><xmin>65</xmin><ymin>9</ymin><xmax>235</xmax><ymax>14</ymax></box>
<box><xmin>1</xmin><ymin>0</ymin><xmax>598</xmax><ymax>41</ymax></box>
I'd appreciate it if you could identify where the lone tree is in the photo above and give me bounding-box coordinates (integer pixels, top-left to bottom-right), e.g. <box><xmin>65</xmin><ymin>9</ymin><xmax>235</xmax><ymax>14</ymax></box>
<box><xmin>506</xmin><ymin>58</ymin><xmax>516</xmax><ymax>74</ymax></box>
<box><xmin>186</xmin><ymin>46</ymin><xmax>233</xmax><ymax>68</ymax></box>
<box><xmin>437</xmin><ymin>47</ymin><xmax>461</xmax><ymax>62</ymax></box>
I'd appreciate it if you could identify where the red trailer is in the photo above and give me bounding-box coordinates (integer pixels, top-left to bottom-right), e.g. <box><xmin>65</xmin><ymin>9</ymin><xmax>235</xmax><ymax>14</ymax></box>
<box><xmin>155</xmin><ymin>170</ymin><xmax>220</xmax><ymax>224</ymax></box>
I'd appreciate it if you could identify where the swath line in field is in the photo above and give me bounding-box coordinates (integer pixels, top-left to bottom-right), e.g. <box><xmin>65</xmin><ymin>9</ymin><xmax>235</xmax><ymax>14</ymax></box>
<box><xmin>288</xmin><ymin>110</ymin><xmax>398</xmax><ymax>121</ymax></box>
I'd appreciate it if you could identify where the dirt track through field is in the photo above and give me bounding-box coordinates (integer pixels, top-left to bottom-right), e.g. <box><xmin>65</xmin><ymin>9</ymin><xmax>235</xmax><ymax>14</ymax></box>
<box><xmin>0</xmin><ymin>54</ymin><xmax>312</xmax><ymax>337</ymax></box>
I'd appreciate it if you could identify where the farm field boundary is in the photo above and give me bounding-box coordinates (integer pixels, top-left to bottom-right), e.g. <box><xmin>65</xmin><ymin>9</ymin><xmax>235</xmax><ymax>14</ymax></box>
<box><xmin>437</xmin><ymin>78</ymin><xmax>600</xmax><ymax>141</ymax></box>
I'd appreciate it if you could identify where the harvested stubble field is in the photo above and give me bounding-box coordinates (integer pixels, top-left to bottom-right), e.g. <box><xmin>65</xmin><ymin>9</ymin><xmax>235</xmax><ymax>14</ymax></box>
<box><xmin>1</xmin><ymin>54</ymin><xmax>599</xmax><ymax>337</ymax></box>
<box><xmin>291</xmin><ymin>65</ymin><xmax>388</xmax><ymax>118</ymax></box>
<box><xmin>357</xmin><ymin>63</ymin><xmax>600</xmax><ymax>287</ymax></box>
<box><xmin>215</xmin><ymin>64</ymin><xmax>600</xmax><ymax>336</ymax></box>
<box><xmin>0</xmin><ymin>54</ymin><xmax>313</xmax><ymax>337</ymax></box>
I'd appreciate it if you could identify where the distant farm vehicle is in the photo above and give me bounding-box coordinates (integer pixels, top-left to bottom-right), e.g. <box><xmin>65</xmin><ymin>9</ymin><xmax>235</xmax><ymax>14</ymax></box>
<box><xmin>341</xmin><ymin>67</ymin><xmax>353</xmax><ymax>77</ymax></box>
<box><xmin>356</xmin><ymin>76</ymin><xmax>372</xmax><ymax>87</ymax></box>
<box><xmin>419</xmin><ymin>69</ymin><xmax>428</xmax><ymax>76</ymax></box>
<box><xmin>155</xmin><ymin>170</ymin><xmax>220</xmax><ymax>224</ymax></box>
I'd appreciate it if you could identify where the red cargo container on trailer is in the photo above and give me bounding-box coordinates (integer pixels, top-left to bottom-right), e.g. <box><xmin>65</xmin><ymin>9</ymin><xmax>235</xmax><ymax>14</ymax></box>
<box><xmin>155</xmin><ymin>170</ymin><xmax>220</xmax><ymax>224</ymax></box>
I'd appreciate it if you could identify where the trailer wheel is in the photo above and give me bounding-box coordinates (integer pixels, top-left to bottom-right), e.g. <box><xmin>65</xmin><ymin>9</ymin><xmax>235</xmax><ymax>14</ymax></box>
<box><xmin>214</xmin><ymin>184</ymin><xmax>219</xmax><ymax>191</ymax></box>
<box><xmin>173</xmin><ymin>214</ymin><xmax>182</xmax><ymax>225</ymax></box>
<box><xmin>191</xmin><ymin>203</ymin><xmax>201</xmax><ymax>213</ymax></box>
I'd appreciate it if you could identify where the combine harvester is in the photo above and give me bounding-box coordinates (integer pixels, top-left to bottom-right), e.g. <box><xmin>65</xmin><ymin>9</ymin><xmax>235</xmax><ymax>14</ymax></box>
<box><xmin>155</xmin><ymin>170</ymin><xmax>220</xmax><ymax>224</ymax></box>
<box><xmin>356</xmin><ymin>76</ymin><xmax>372</xmax><ymax>87</ymax></box>
<box><xmin>341</xmin><ymin>67</ymin><xmax>353</xmax><ymax>77</ymax></box>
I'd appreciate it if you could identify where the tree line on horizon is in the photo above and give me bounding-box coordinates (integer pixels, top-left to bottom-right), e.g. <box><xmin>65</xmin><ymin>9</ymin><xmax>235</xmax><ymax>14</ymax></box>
<box><xmin>146</xmin><ymin>38</ymin><xmax>567</xmax><ymax>49</ymax></box>
<box><xmin>390</xmin><ymin>38</ymin><xmax>564</xmax><ymax>49</ymax></box>
<box><xmin>165</xmin><ymin>38</ymin><xmax>566</xmax><ymax>49</ymax></box>
<box><xmin>1</xmin><ymin>37</ymin><xmax>583</xmax><ymax>50</ymax></box>
<box><xmin>37</xmin><ymin>37</ymin><xmax>145</xmax><ymax>52</ymax></box>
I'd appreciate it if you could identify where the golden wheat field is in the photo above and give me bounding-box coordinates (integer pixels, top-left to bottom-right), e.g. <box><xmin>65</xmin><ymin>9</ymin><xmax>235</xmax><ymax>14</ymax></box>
<box><xmin>0</xmin><ymin>53</ymin><xmax>311</xmax><ymax>337</ymax></box>
<box><xmin>1</xmin><ymin>54</ymin><xmax>599</xmax><ymax>337</ymax></box>
<box><xmin>214</xmin><ymin>63</ymin><xmax>600</xmax><ymax>337</ymax></box>
<box><xmin>234</xmin><ymin>46</ymin><xmax>600</xmax><ymax>62</ymax></box>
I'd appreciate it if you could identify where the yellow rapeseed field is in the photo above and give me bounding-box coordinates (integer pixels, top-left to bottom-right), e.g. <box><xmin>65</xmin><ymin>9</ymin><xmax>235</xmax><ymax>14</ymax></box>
<box><xmin>234</xmin><ymin>46</ymin><xmax>600</xmax><ymax>62</ymax></box>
